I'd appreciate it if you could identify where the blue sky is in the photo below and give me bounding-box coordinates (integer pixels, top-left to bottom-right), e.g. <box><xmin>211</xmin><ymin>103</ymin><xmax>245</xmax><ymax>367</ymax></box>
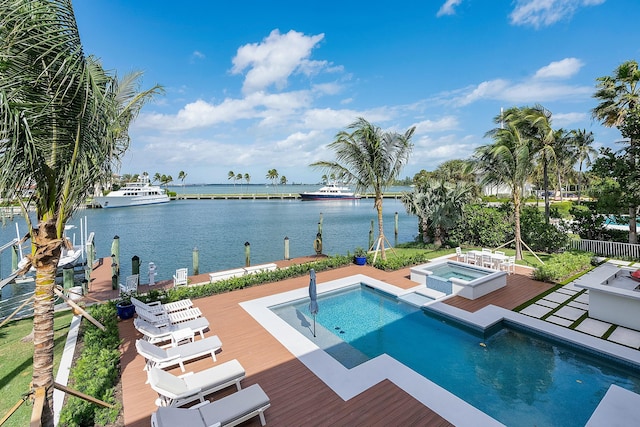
<box><xmin>73</xmin><ymin>0</ymin><xmax>639</xmax><ymax>185</ymax></box>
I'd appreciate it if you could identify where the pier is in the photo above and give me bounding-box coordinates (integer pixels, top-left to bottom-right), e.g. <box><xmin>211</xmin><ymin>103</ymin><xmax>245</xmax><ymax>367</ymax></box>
<box><xmin>170</xmin><ymin>192</ymin><xmax>405</xmax><ymax>201</ymax></box>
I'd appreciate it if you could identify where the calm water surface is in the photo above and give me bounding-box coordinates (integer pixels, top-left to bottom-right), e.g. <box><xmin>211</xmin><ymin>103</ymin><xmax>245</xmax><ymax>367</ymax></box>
<box><xmin>0</xmin><ymin>186</ymin><xmax>417</xmax><ymax>297</ymax></box>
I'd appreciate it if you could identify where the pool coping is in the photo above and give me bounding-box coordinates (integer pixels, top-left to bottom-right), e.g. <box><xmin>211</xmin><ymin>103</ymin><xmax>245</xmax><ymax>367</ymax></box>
<box><xmin>239</xmin><ymin>274</ymin><xmax>640</xmax><ymax>427</ymax></box>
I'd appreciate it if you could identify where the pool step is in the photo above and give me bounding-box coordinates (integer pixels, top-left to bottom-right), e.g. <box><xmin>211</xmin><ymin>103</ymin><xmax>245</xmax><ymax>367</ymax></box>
<box><xmin>398</xmin><ymin>292</ymin><xmax>435</xmax><ymax>307</ymax></box>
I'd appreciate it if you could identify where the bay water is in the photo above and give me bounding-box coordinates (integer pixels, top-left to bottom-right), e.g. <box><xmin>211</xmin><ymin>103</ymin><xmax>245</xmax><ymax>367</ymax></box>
<box><xmin>0</xmin><ymin>185</ymin><xmax>417</xmax><ymax>301</ymax></box>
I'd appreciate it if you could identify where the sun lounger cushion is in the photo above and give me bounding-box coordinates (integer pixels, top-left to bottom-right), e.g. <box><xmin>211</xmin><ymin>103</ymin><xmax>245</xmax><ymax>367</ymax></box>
<box><xmin>199</xmin><ymin>384</ymin><xmax>270</xmax><ymax>426</ymax></box>
<box><xmin>151</xmin><ymin>384</ymin><xmax>270</xmax><ymax>427</ymax></box>
<box><xmin>136</xmin><ymin>335</ymin><xmax>222</xmax><ymax>371</ymax></box>
<box><xmin>134</xmin><ymin>317</ymin><xmax>209</xmax><ymax>343</ymax></box>
<box><xmin>149</xmin><ymin>359</ymin><xmax>246</xmax><ymax>407</ymax></box>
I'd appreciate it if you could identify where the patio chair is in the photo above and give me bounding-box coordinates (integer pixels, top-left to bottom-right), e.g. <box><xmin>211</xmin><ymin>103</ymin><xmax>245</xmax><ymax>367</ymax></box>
<box><xmin>500</xmin><ymin>256</ymin><xmax>516</xmax><ymax>275</ymax></box>
<box><xmin>131</xmin><ymin>296</ymin><xmax>194</xmax><ymax>314</ymax></box>
<box><xmin>148</xmin><ymin>359</ymin><xmax>246</xmax><ymax>407</ymax></box>
<box><xmin>136</xmin><ymin>335</ymin><xmax>222</xmax><ymax>372</ymax></box>
<box><xmin>151</xmin><ymin>384</ymin><xmax>271</xmax><ymax>427</ymax></box>
<box><xmin>466</xmin><ymin>251</ymin><xmax>478</xmax><ymax>265</ymax></box>
<box><xmin>481</xmin><ymin>253</ymin><xmax>494</xmax><ymax>269</ymax></box>
<box><xmin>119</xmin><ymin>274</ymin><xmax>139</xmax><ymax>294</ymax></box>
<box><xmin>134</xmin><ymin>317</ymin><xmax>210</xmax><ymax>345</ymax></box>
<box><xmin>136</xmin><ymin>304</ymin><xmax>202</xmax><ymax>326</ymax></box>
<box><xmin>455</xmin><ymin>247</ymin><xmax>466</xmax><ymax>262</ymax></box>
<box><xmin>173</xmin><ymin>268</ymin><xmax>188</xmax><ymax>288</ymax></box>
<box><xmin>481</xmin><ymin>248</ymin><xmax>493</xmax><ymax>254</ymax></box>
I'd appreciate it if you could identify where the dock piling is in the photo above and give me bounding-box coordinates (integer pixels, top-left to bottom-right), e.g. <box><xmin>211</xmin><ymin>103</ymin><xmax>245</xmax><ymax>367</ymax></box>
<box><xmin>193</xmin><ymin>247</ymin><xmax>199</xmax><ymax>275</ymax></box>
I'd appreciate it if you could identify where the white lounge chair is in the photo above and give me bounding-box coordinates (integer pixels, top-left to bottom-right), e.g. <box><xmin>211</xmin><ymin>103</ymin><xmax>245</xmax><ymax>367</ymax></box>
<box><xmin>173</xmin><ymin>268</ymin><xmax>188</xmax><ymax>288</ymax></box>
<box><xmin>151</xmin><ymin>384</ymin><xmax>270</xmax><ymax>427</ymax></box>
<box><xmin>131</xmin><ymin>296</ymin><xmax>194</xmax><ymax>314</ymax></box>
<box><xmin>134</xmin><ymin>317</ymin><xmax>209</xmax><ymax>345</ymax></box>
<box><xmin>119</xmin><ymin>274</ymin><xmax>139</xmax><ymax>294</ymax></box>
<box><xmin>136</xmin><ymin>336</ymin><xmax>222</xmax><ymax>372</ymax></box>
<box><xmin>148</xmin><ymin>359</ymin><xmax>246</xmax><ymax>407</ymax></box>
<box><xmin>136</xmin><ymin>304</ymin><xmax>202</xmax><ymax>326</ymax></box>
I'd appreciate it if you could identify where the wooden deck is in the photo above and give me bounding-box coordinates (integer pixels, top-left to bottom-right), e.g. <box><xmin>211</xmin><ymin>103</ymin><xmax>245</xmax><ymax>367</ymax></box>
<box><xmin>85</xmin><ymin>257</ymin><xmax>553</xmax><ymax>426</ymax></box>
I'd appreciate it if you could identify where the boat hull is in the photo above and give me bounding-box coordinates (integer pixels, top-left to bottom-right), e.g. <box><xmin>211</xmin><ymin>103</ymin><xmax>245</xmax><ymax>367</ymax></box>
<box><xmin>93</xmin><ymin>195</ymin><xmax>170</xmax><ymax>208</ymax></box>
<box><xmin>300</xmin><ymin>194</ymin><xmax>360</xmax><ymax>201</ymax></box>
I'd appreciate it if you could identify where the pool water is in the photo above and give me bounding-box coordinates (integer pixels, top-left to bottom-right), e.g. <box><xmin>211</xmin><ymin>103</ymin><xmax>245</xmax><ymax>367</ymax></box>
<box><xmin>272</xmin><ymin>285</ymin><xmax>640</xmax><ymax>427</ymax></box>
<box><xmin>428</xmin><ymin>263</ymin><xmax>487</xmax><ymax>281</ymax></box>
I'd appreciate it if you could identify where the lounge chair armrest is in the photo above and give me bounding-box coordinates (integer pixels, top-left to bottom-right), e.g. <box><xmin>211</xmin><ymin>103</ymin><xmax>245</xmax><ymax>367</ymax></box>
<box><xmin>147</xmin><ymin>301</ymin><xmax>162</xmax><ymax>307</ymax></box>
<box><xmin>178</xmin><ymin>371</ymin><xmax>194</xmax><ymax>379</ymax></box>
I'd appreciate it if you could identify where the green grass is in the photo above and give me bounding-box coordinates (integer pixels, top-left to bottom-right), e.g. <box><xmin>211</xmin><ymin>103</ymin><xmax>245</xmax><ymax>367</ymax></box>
<box><xmin>0</xmin><ymin>310</ymin><xmax>74</xmax><ymax>427</ymax></box>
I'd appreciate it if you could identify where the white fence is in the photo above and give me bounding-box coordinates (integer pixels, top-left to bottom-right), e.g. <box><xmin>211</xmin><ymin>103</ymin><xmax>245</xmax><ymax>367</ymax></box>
<box><xmin>568</xmin><ymin>239</ymin><xmax>640</xmax><ymax>260</ymax></box>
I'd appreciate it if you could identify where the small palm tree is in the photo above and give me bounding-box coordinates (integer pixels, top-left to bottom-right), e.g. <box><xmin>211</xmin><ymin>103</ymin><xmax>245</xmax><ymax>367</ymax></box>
<box><xmin>311</xmin><ymin>117</ymin><xmax>415</xmax><ymax>260</ymax></box>
<box><xmin>228</xmin><ymin>170</ymin><xmax>236</xmax><ymax>189</ymax></box>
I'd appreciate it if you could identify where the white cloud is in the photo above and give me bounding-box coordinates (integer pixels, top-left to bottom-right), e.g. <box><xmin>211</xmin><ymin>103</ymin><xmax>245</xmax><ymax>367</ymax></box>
<box><xmin>413</xmin><ymin>116</ymin><xmax>459</xmax><ymax>134</ymax></box>
<box><xmin>452</xmin><ymin>58</ymin><xmax>591</xmax><ymax>106</ymax></box>
<box><xmin>191</xmin><ymin>51</ymin><xmax>205</xmax><ymax>60</ymax></box>
<box><xmin>510</xmin><ymin>0</ymin><xmax>606</xmax><ymax>28</ymax></box>
<box><xmin>552</xmin><ymin>112</ymin><xmax>589</xmax><ymax>126</ymax></box>
<box><xmin>534</xmin><ymin>58</ymin><xmax>583</xmax><ymax>79</ymax></box>
<box><xmin>231</xmin><ymin>29</ymin><xmax>326</xmax><ymax>94</ymax></box>
<box><xmin>437</xmin><ymin>0</ymin><xmax>463</xmax><ymax>17</ymax></box>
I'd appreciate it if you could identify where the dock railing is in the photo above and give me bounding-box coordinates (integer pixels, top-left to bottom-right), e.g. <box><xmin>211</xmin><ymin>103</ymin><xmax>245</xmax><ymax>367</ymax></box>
<box><xmin>568</xmin><ymin>238</ymin><xmax>640</xmax><ymax>260</ymax></box>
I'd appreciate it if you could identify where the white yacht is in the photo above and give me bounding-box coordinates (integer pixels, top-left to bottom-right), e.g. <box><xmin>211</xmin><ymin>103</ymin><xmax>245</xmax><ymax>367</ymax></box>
<box><xmin>300</xmin><ymin>183</ymin><xmax>361</xmax><ymax>200</ymax></box>
<box><xmin>93</xmin><ymin>175</ymin><xmax>169</xmax><ymax>208</ymax></box>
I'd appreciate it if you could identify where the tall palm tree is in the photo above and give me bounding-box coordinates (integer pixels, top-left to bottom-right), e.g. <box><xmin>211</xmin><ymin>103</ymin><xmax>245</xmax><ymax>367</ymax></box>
<box><xmin>473</xmin><ymin>123</ymin><xmax>535</xmax><ymax>260</ymax></box>
<box><xmin>266</xmin><ymin>168</ymin><xmax>279</xmax><ymax>190</ymax></box>
<box><xmin>522</xmin><ymin>105</ymin><xmax>558</xmax><ymax>223</ymax></box>
<box><xmin>570</xmin><ymin>129</ymin><xmax>597</xmax><ymax>203</ymax></box>
<box><xmin>311</xmin><ymin>117</ymin><xmax>415</xmax><ymax>260</ymax></box>
<box><xmin>178</xmin><ymin>170</ymin><xmax>187</xmax><ymax>186</ymax></box>
<box><xmin>228</xmin><ymin>170</ymin><xmax>236</xmax><ymax>189</ymax></box>
<box><xmin>0</xmin><ymin>1</ymin><xmax>162</xmax><ymax>424</ymax></box>
<box><xmin>593</xmin><ymin>60</ymin><xmax>640</xmax><ymax>243</ymax></box>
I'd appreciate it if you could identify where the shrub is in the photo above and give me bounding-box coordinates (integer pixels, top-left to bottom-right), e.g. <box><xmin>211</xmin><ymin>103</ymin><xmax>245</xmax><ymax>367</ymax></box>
<box><xmin>520</xmin><ymin>206</ymin><xmax>569</xmax><ymax>253</ymax></box>
<box><xmin>58</xmin><ymin>303</ymin><xmax>121</xmax><ymax>426</ymax></box>
<box><xmin>449</xmin><ymin>204</ymin><xmax>512</xmax><ymax>248</ymax></box>
<box><xmin>532</xmin><ymin>251</ymin><xmax>593</xmax><ymax>283</ymax></box>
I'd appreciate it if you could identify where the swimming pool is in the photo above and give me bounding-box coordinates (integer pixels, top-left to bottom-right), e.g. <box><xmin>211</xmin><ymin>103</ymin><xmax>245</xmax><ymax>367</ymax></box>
<box><xmin>269</xmin><ymin>284</ymin><xmax>640</xmax><ymax>427</ymax></box>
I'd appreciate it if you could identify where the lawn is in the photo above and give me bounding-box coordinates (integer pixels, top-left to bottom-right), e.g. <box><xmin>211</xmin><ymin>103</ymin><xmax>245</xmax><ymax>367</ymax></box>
<box><xmin>0</xmin><ymin>309</ymin><xmax>74</xmax><ymax>427</ymax></box>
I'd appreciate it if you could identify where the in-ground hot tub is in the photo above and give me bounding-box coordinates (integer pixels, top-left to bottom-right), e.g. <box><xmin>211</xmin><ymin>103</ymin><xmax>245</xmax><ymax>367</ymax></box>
<box><xmin>410</xmin><ymin>260</ymin><xmax>507</xmax><ymax>300</ymax></box>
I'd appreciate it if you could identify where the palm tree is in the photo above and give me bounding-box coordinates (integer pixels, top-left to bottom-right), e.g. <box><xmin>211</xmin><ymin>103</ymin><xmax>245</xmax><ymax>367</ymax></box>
<box><xmin>0</xmin><ymin>2</ymin><xmax>162</xmax><ymax>424</ymax></box>
<box><xmin>244</xmin><ymin>173</ymin><xmax>250</xmax><ymax>186</ymax></box>
<box><xmin>311</xmin><ymin>117</ymin><xmax>415</xmax><ymax>260</ymax></box>
<box><xmin>266</xmin><ymin>168</ymin><xmax>279</xmax><ymax>190</ymax></box>
<box><xmin>153</xmin><ymin>172</ymin><xmax>162</xmax><ymax>184</ymax></box>
<box><xmin>280</xmin><ymin>175</ymin><xmax>287</xmax><ymax>186</ymax></box>
<box><xmin>570</xmin><ymin>129</ymin><xmax>597</xmax><ymax>203</ymax></box>
<box><xmin>593</xmin><ymin>60</ymin><xmax>640</xmax><ymax>243</ymax></box>
<box><xmin>228</xmin><ymin>170</ymin><xmax>236</xmax><ymax>189</ymax></box>
<box><xmin>472</xmin><ymin>123</ymin><xmax>536</xmax><ymax>260</ymax></box>
<box><xmin>178</xmin><ymin>170</ymin><xmax>187</xmax><ymax>186</ymax></box>
<box><xmin>522</xmin><ymin>105</ymin><xmax>558</xmax><ymax>223</ymax></box>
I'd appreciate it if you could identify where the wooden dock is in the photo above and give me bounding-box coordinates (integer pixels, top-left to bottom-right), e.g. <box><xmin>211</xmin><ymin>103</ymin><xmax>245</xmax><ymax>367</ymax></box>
<box><xmin>170</xmin><ymin>193</ymin><xmax>406</xmax><ymax>201</ymax></box>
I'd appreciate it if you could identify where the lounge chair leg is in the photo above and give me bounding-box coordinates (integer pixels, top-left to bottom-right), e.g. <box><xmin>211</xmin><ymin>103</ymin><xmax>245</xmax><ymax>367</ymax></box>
<box><xmin>259</xmin><ymin>410</ymin><xmax>266</xmax><ymax>426</ymax></box>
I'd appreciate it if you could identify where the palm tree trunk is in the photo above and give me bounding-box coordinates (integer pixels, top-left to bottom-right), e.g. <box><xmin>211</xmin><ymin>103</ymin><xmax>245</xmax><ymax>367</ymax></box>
<box><xmin>32</xmin><ymin>221</ymin><xmax>62</xmax><ymax>427</ymax></box>
<box><xmin>629</xmin><ymin>139</ymin><xmax>638</xmax><ymax>244</ymax></box>
<box><xmin>577</xmin><ymin>162</ymin><xmax>583</xmax><ymax>204</ymax></box>
<box><xmin>375</xmin><ymin>194</ymin><xmax>386</xmax><ymax>260</ymax></box>
<box><xmin>543</xmin><ymin>157</ymin><xmax>550</xmax><ymax>223</ymax></box>
<box><xmin>513</xmin><ymin>192</ymin><xmax>523</xmax><ymax>260</ymax></box>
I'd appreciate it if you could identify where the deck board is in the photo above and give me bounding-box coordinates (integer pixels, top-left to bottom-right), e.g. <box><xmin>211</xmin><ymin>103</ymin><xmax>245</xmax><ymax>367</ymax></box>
<box><xmin>84</xmin><ymin>256</ymin><xmax>553</xmax><ymax>426</ymax></box>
